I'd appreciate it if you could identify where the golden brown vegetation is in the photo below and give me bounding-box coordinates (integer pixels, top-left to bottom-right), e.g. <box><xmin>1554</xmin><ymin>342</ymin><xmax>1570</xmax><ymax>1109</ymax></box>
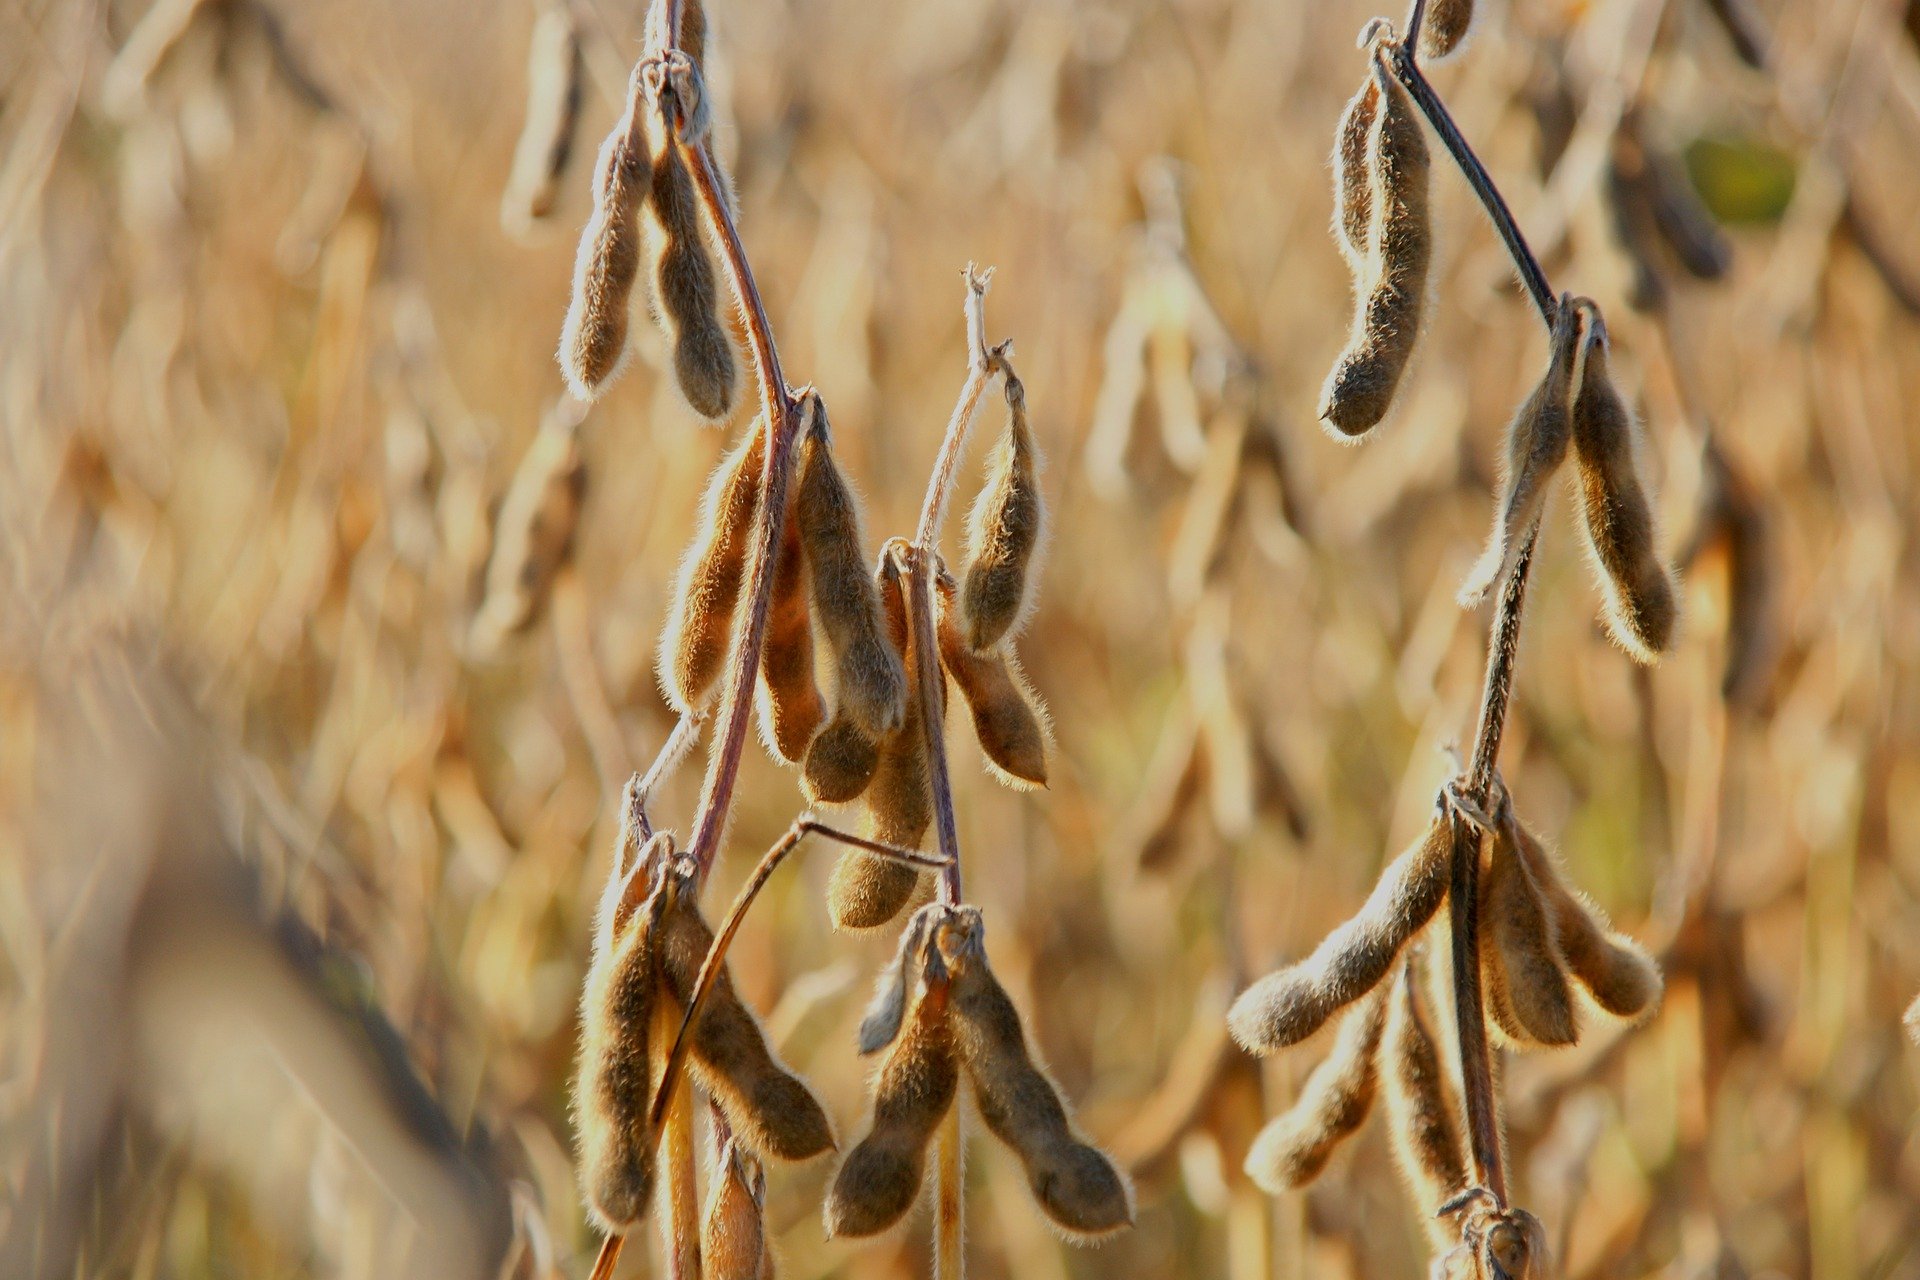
<box><xmin>5</xmin><ymin>0</ymin><xmax>1920</xmax><ymax>1276</ymax></box>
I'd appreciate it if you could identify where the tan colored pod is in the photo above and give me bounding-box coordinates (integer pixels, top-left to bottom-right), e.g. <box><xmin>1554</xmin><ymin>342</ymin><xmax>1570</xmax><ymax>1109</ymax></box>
<box><xmin>1479</xmin><ymin>817</ymin><xmax>1579</xmax><ymax>1048</ymax></box>
<box><xmin>702</xmin><ymin>1141</ymin><xmax>771</xmax><ymax>1280</ymax></box>
<box><xmin>558</xmin><ymin>70</ymin><xmax>650</xmax><ymax>401</ymax></box>
<box><xmin>660</xmin><ymin>418</ymin><xmax>765</xmax><ymax>713</ymax></box>
<box><xmin>1459</xmin><ymin>298</ymin><xmax>1581</xmax><ymax>608</ymax></box>
<box><xmin>802</xmin><ymin>712</ymin><xmax>881</xmax><ymax>805</ymax></box>
<box><xmin>1331</xmin><ymin>75</ymin><xmax>1381</xmax><ymax>272</ymax></box>
<box><xmin>825</xmin><ymin>963</ymin><xmax>958</xmax><ymax>1238</ymax></box>
<box><xmin>1228</xmin><ymin>814</ymin><xmax>1453</xmax><ymax>1052</ymax></box>
<box><xmin>472</xmin><ymin>409</ymin><xmax>586</xmax><ymax>648</ymax></box>
<box><xmin>1511</xmin><ymin>819</ymin><xmax>1661</xmax><ymax>1020</ymax></box>
<box><xmin>796</xmin><ymin>407</ymin><xmax>908</xmax><ymax>738</ymax></box>
<box><xmin>574</xmin><ymin>820</ymin><xmax>674</xmax><ymax>1232</ymax></box>
<box><xmin>1682</xmin><ymin>441</ymin><xmax>1773</xmax><ymax>709</ymax></box>
<box><xmin>943</xmin><ymin>911</ymin><xmax>1134</xmax><ymax>1239</ymax></box>
<box><xmin>502</xmin><ymin>3</ymin><xmax>583</xmax><ymax>230</ymax></box>
<box><xmin>1243</xmin><ymin>985</ymin><xmax>1387</xmax><ymax>1192</ymax></box>
<box><xmin>1568</xmin><ymin>303</ymin><xmax>1677</xmax><ymax>660</ymax></box>
<box><xmin>830</xmin><ymin>558</ymin><xmax>931</xmax><ymax>931</ymax></box>
<box><xmin>935</xmin><ymin>574</ymin><xmax>1050</xmax><ymax>790</ymax></box>
<box><xmin>639</xmin><ymin>71</ymin><xmax>738</xmax><ymax>420</ymax></box>
<box><xmin>1419</xmin><ymin>0</ymin><xmax>1476</xmax><ymax>59</ymax></box>
<box><xmin>756</xmin><ymin>473</ymin><xmax>826</xmax><ymax>764</ymax></box>
<box><xmin>960</xmin><ymin>370</ymin><xmax>1046</xmax><ymax>651</ymax></box>
<box><xmin>657</xmin><ymin>869</ymin><xmax>835</xmax><ymax>1161</ymax></box>
<box><xmin>1382</xmin><ymin>957</ymin><xmax>1469</xmax><ymax>1244</ymax></box>
<box><xmin>1319</xmin><ymin>58</ymin><xmax>1431</xmax><ymax>439</ymax></box>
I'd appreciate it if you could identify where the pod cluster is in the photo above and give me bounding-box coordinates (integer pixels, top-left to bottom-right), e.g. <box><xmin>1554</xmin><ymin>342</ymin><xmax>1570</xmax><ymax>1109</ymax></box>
<box><xmin>828</xmin><ymin>906</ymin><xmax>1132</xmax><ymax>1240</ymax></box>
<box><xmin>816</xmin><ymin>371</ymin><xmax>1053</xmax><ymax>931</ymax></box>
<box><xmin>1229</xmin><ymin>783</ymin><xmax>1660</xmax><ymax>1232</ymax></box>
<box><xmin>558</xmin><ymin>0</ymin><xmax>739</xmax><ymax>417</ymax></box>
<box><xmin>572</xmin><ymin>796</ymin><xmax>834</xmax><ymax>1235</ymax></box>
<box><xmin>1457</xmin><ymin>297</ymin><xmax>1679</xmax><ymax>660</ymax></box>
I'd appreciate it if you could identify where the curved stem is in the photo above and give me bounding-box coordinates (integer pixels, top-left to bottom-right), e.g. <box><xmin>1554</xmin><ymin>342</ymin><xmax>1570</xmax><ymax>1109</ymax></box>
<box><xmin>1385</xmin><ymin>45</ymin><xmax>1558</xmax><ymax>327</ymax></box>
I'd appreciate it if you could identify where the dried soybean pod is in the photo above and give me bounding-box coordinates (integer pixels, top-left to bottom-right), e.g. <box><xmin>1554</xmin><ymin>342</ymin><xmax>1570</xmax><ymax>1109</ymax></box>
<box><xmin>574</xmin><ymin>825</ymin><xmax>673</xmax><ymax>1231</ymax></box>
<box><xmin>1568</xmin><ymin>304</ymin><xmax>1677</xmax><ymax>660</ymax></box>
<box><xmin>1682</xmin><ymin>442</ymin><xmax>1774</xmax><ymax>709</ymax></box>
<box><xmin>825</xmin><ymin>966</ymin><xmax>959</xmax><ymax>1238</ymax></box>
<box><xmin>1382</xmin><ymin>958</ymin><xmax>1469</xmax><ymax>1243</ymax></box>
<box><xmin>1243</xmin><ymin>986</ymin><xmax>1388</xmax><ymax>1193</ymax></box>
<box><xmin>1228</xmin><ymin>814</ymin><xmax>1453</xmax><ymax>1052</ymax></box>
<box><xmin>660</xmin><ymin>418</ymin><xmax>766</xmax><ymax>712</ymax></box>
<box><xmin>935</xmin><ymin>574</ymin><xmax>1050</xmax><ymax>790</ymax></box>
<box><xmin>640</xmin><ymin>68</ymin><xmax>738</xmax><ymax>421</ymax></box>
<box><xmin>657</xmin><ymin>871</ymin><xmax>835</xmax><ymax>1160</ymax></box>
<box><xmin>797</xmin><ymin>406</ymin><xmax>908</xmax><ymax>737</ymax></box>
<box><xmin>1459</xmin><ymin>298</ymin><xmax>1582</xmax><ymax>608</ymax></box>
<box><xmin>702</xmin><ymin>1142</ymin><xmax>770</xmax><ymax>1280</ymax></box>
<box><xmin>1331</xmin><ymin>75</ymin><xmax>1381</xmax><ymax>272</ymax></box>
<box><xmin>1419</xmin><ymin>0</ymin><xmax>1475</xmax><ymax>59</ymax></box>
<box><xmin>802</xmin><ymin>712</ymin><xmax>881</xmax><ymax>805</ymax></box>
<box><xmin>1319</xmin><ymin>57</ymin><xmax>1431</xmax><ymax>440</ymax></box>
<box><xmin>558</xmin><ymin>69</ymin><xmax>650</xmax><ymax>401</ymax></box>
<box><xmin>1512</xmin><ymin>820</ymin><xmax>1661</xmax><ymax>1020</ymax></box>
<box><xmin>961</xmin><ymin>370</ymin><xmax>1045</xmax><ymax>650</ymax></box>
<box><xmin>857</xmin><ymin>907</ymin><xmax>940</xmax><ymax>1054</ymax></box>
<box><xmin>829</xmin><ymin>558</ymin><xmax>929</xmax><ymax>930</ymax></box>
<box><xmin>502</xmin><ymin>3</ymin><xmax>583</xmax><ymax>230</ymax></box>
<box><xmin>472</xmin><ymin>408</ymin><xmax>586</xmax><ymax>649</ymax></box>
<box><xmin>756</xmin><ymin>472</ymin><xmax>825</xmax><ymax>764</ymax></box>
<box><xmin>945</xmin><ymin>913</ymin><xmax>1134</xmax><ymax>1238</ymax></box>
<box><xmin>1480</xmin><ymin>817</ymin><xmax>1579</xmax><ymax>1048</ymax></box>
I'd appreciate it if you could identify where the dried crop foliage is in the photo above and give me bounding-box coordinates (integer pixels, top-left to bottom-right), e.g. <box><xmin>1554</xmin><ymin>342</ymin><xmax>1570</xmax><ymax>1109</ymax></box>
<box><xmin>4</xmin><ymin>0</ymin><xmax>1920</xmax><ymax>1277</ymax></box>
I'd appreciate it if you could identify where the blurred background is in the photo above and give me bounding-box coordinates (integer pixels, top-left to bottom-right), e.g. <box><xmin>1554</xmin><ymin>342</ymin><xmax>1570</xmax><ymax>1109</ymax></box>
<box><xmin>5</xmin><ymin>0</ymin><xmax>1920</xmax><ymax>1276</ymax></box>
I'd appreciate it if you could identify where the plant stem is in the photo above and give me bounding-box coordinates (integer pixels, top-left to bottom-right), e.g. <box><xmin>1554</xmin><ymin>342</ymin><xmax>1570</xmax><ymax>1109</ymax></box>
<box><xmin>909</xmin><ymin>268</ymin><xmax>1004</xmax><ymax>905</ymax></box>
<box><xmin>935</xmin><ymin>1103</ymin><xmax>965</xmax><ymax>1280</ymax></box>
<box><xmin>1384</xmin><ymin>44</ymin><xmax>1557</xmax><ymax>328</ymax></box>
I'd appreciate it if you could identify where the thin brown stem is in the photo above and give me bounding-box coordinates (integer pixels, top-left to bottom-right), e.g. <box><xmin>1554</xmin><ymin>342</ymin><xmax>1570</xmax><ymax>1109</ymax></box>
<box><xmin>907</xmin><ymin>269</ymin><xmax>1005</xmax><ymax>905</ymax></box>
<box><xmin>935</xmin><ymin>1102</ymin><xmax>965</xmax><ymax>1280</ymax></box>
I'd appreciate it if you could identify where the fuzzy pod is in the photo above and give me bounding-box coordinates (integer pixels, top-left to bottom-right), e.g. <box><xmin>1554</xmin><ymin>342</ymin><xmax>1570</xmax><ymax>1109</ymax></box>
<box><xmin>802</xmin><ymin>712</ymin><xmax>881</xmax><ymax>805</ymax></box>
<box><xmin>1569</xmin><ymin>305</ymin><xmax>1678</xmax><ymax>660</ymax></box>
<box><xmin>1382</xmin><ymin>958</ymin><xmax>1469</xmax><ymax>1243</ymax></box>
<box><xmin>1228</xmin><ymin>815</ymin><xmax>1453</xmax><ymax>1052</ymax></box>
<box><xmin>1419</xmin><ymin>0</ymin><xmax>1476</xmax><ymax>59</ymax></box>
<box><xmin>1480</xmin><ymin>819</ymin><xmax>1579</xmax><ymax>1048</ymax></box>
<box><xmin>502</xmin><ymin>4</ymin><xmax>584</xmax><ymax>229</ymax></box>
<box><xmin>574</xmin><ymin>826</ymin><xmax>673</xmax><ymax>1232</ymax></box>
<box><xmin>660</xmin><ymin>418</ymin><xmax>765</xmax><ymax>712</ymax></box>
<box><xmin>935</xmin><ymin>574</ymin><xmax>1050</xmax><ymax>790</ymax></box>
<box><xmin>756</xmin><ymin>471</ymin><xmax>826</xmax><ymax>764</ymax></box>
<box><xmin>558</xmin><ymin>71</ymin><xmax>650</xmax><ymax>400</ymax></box>
<box><xmin>639</xmin><ymin>77</ymin><xmax>737</xmax><ymax>420</ymax></box>
<box><xmin>796</xmin><ymin>410</ymin><xmax>908</xmax><ymax>738</ymax></box>
<box><xmin>1331</xmin><ymin>75</ymin><xmax>1382</xmax><ymax>272</ymax></box>
<box><xmin>1459</xmin><ymin>298</ymin><xmax>1582</xmax><ymax>608</ymax></box>
<box><xmin>1243</xmin><ymin>985</ymin><xmax>1388</xmax><ymax>1193</ymax></box>
<box><xmin>702</xmin><ymin>1142</ymin><xmax>771</xmax><ymax>1280</ymax></box>
<box><xmin>960</xmin><ymin>371</ymin><xmax>1046</xmax><ymax>651</ymax></box>
<box><xmin>825</xmin><ymin>967</ymin><xmax>958</xmax><ymax>1238</ymax></box>
<box><xmin>857</xmin><ymin>907</ymin><xmax>942</xmax><ymax>1055</ymax></box>
<box><xmin>472</xmin><ymin>412</ymin><xmax>586</xmax><ymax>646</ymax></box>
<box><xmin>657</xmin><ymin>873</ymin><xmax>835</xmax><ymax>1161</ymax></box>
<box><xmin>830</xmin><ymin>559</ymin><xmax>932</xmax><ymax>931</ymax></box>
<box><xmin>1319</xmin><ymin>58</ymin><xmax>1431</xmax><ymax>440</ymax></box>
<box><xmin>1511</xmin><ymin>819</ymin><xmax>1662</xmax><ymax>1020</ymax></box>
<box><xmin>943</xmin><ymin>912</ymin><xmax>1134</xmax><ymax>1239</ymax></box>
